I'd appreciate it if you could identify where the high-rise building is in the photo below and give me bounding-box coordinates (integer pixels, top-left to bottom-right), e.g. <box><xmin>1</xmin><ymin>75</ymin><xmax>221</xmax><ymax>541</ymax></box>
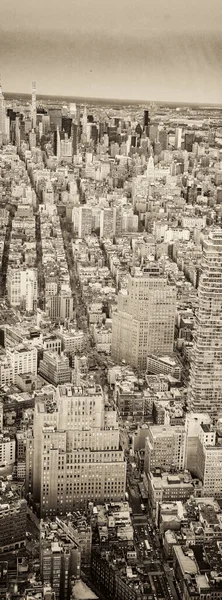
<box><xmin>31</xmin><ymin>81</ymin><xmax>37</xmax><ymax>130</ymax></box>
<box><xmin>113</xmin><ymin>206</ymin><xmax>122</xmax><ymax>237</ymax></box>
<box><xmin>60</xmin><ymin>135</ymin><xmax>72</xmax><ymax>163</ymax></box>
<box><xmin>184</xmin><ymin>131</ymin><xmax>195</xmax><ymax>152</ymax></box>
<box><xmin>0</xmin><ymin>81</ymin><xmax>6</xmax><ymax>136</ymax></box>
<box><xmin>100</xmin><ymin>208</ymin><xmax>114</xmax><ymax>239</ymax></box>
<box><xmin>195</xmin><ymin>422</ymin><xmax>222</xmax><ymax>496</ymax></box>
<box><xmin>175</xmin><ymin>127</ymin><xmax>182</xmax><ymax>149</ymax></box>
<box><xmin>54</xmin><ymin>127</ymin><xmax>61</xmax><ymax>160</ymax></box>
<box><xmin>184</xmin><ymin>413</ymin><xmax>211</xmax><ymax>473</ymax></box>
<box><xmin>111</xmin><ymin>264</ymin><xmax>176</xmax><ymax>370</ymax></box>
<box><xmin>46</xmin><ymin>291</ymin><xmax>73</xmax><ymax>323</ymax></box>
<box><xmin>158</xmin><ymin>129</ymin><xmax>168</xmax><ymax>150</ymax></box>
<box><xmin>29</xmin><ymin>128</ymin><xmax>36</xmax><ymax>149</ymax></box>
<box><xmin>69</xmin><ymin>102</ymin><xmax>77</xmax><ymax>118</ymax></box>
<box><xmin>32</xmin><ymin>383</ymin><xmax>126</xmax><ymax>516</ymax></box>
<box><xmin>144</xmin><ymin>424</ymin><xmax>186</xmax><ymax>474</ymax></box>
<box><xmin>62</xmin><ymin>116</ymin><xmax>72</xmax><ymax>137</ymax></box>
<box><xmin>189</xmin><ymin>231</ymin><xmax>222</xmax><ymax>418</ymax></box>
<box><xmin>71</xmin><ymin>122</ymin><xmax>78</xmax><ymax>156</ymax></box>
<box><xmin>48</xmin><ymin>108</ymin><xmax>62</xmax><ymax>132</ymax></box>
<box><xmin>82</xmin><ymin>105</ymin><xmax>87</xmax><ymax>138</ymax></box>
<box><xmin>143</xmin><ymin>109</ymin><xmax>150</xmax><ymax>129</ymax></box>
<box><xmin>40</xmin><ymin>521</ymin><xmax>80</xmax><ymax>600</ymax></box>
<box><xmin>149</xmin><ymin>124</ymin><xmax>158</xmax><ymax>143</ymax></box>
<box><xmin>147</xmin><ymin>154</ymin><xmax>155</xmax><ymax>183</ymax></box>
<box><xmin>7</xmin><ymin>267</ymin><xmax>37</xmax><ymax>312</ymax></box>
<box><xmin>78</xmin><ymin>206</ymin><xmax>92</xmax><ymax>238</ymax></box>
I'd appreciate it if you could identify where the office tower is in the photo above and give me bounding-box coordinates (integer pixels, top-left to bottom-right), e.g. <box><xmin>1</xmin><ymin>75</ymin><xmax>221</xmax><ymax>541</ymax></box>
<box><xmin>189</xmin><ymin>231</ymin><xmax>222</xmax><ymax>418</ymax></box>
<box><xmin>175</xmin><ymin>127</ymin><xmax>182</xmax><ymax>149</ymax></box>
<box><xmin>82</xmin><ymin>105</ymin><xmax>87</xmax><ymax>137</ymax></box>
<box><xmin>100</xmin><ymin>208</ymin><xmax>114</xmax><ymax>240</ymax></box>
<box><xmin>38</xmin><ymin>352</ymin><xmax>71</xmax><ymax>385</ymax></box>
<box><xmin>149</xmin><ymin>124</ymin><xmax>158</xmax><ymax>143</ymax></box>
<box><xmin>144</xmin><ymin>424</ymin><xmax>186</xmax><ymax>474</ymax></box>
<box><xmin>48</xmin><ymin>108</ymin><xmax>62</xmax><ymax>132</ymax></box>
<box><xmin>5</xmin><ymin>116</ymin><xmax>10</xmax><ymax>142</ymax></box>
<box><xmin>143</xmin><ymin>109</ymin><xmax>150</xmax><ymax>129</ymax></box>
<box><xmin>126</xmin><ymin>134</ymin><xmax>131</xmax><ymax>155</ymax></box>
<box><xmin>72</xmin><ymin>122</ymin><xmax>78</xmax><ymax>155</ymax></box>
<box><xmin>158</xmin><ymin>129</ymin><xmax>168</xmax><ymax>150</ymax></box>
<box><xmin>42</xmin><ymin>114</ymin><xmax>50</xmax><ymax>134</ymax></box>
<box><xmin>184</xmin><ymin>131</ymin><xmax>195</xmax><ymax>152</ymax></box>
<box><xmin>78</xmin><ymin>206</ymin><xmax>92</xmax><ymax>238</ymax></box>
<box><xmin>111</xmin><ymin>264</ymin><xmax>176</xmax><ymax>370</ymax></box>
<box><xmin>55</xmin><ymin>127</ymin><xmax>61</xmax><ymax>160</ymax></box>
<box><xmin>147</xmin><ymin>154</ymin><xmax>155</xmax><ymax>183</ymax></box>
<box><xmin>113</xmin><ymin>205</ymin><xmax>122</xmax><ymax>237</ymax></box>
<box><xmin>32</xmin><ymin>383</ymin><xmax>126</xmax><ymax>516</ymax></box>
<box><xmin>7</xmin><ymin>267</ymin><xmax>37</xmax><ymax>312</ymax></box>
<box><xmin>62</xmin><ymin>116</ymin><xmax>72</xmax><ymax>137</ymax></box>
<box><xmin>194</xmin><ymin>422</ymin><xmax>222</xmax><ymax>496</ymax></box>
<box><xmin>0</xmin><ymin>81</ymin><xmax>6</xmax><ymax>135</ymax></box>
<box><xmin>15</xmin><ymin>115</ymin><xmax>20</xmax><ymax>147</ymax></box>
<box><xmin>108</xmin><ymin>125</ymin><xmax>118</xmax><ymax>143</ymax></box>
<box><xmin>29</xmin><ymin>128</ymin><xmax>36</xmax><ymax>149</ymax></box>
<box><xmin>91</xmin><ymin>123</ymin><xmax>98</xmax><ymax>144</ymax></box>
<box><xmin>69</xmin><ymin>102</ymin><xmax>77</xmax><ymax>118</ymax></box>
<box><xmin>60</xmin><ymin>135</ymin><xmax>72</xmax><ymax>163</ymax></box>
<box><xmin>46</xmin><ymin>291</ymin><xmax>73</xmax><ymax>323</ymax></box>
<box><xmin>122</xmin><ymin>210</ymin><xmax>138</xmax><ymax>233</ymax></box>
<box><xmin>135</xmin><ymin>123</ymin><xmax>143</xmax><ymax>138</ymax></box>
<box><xmin>39</xmin><ymin>121</ymin><xmax>43</xmax><ymax>138</ymax></box>
<box><xmin>31</xmin><ymin>81</ymin><xmax>37</xmax><ymax>130</ymax></box>
<box><xmin>184</xmin><ymin>413</ymin><xmax>211</xmax><ymax>474</ymax></box>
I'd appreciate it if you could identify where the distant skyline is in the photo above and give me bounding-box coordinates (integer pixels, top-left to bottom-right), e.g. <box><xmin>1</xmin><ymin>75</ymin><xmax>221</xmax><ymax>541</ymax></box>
<box><xmin>1</xmin><ymin>0</ymin><xmax>222</xmax><ymax>104</ymax></box>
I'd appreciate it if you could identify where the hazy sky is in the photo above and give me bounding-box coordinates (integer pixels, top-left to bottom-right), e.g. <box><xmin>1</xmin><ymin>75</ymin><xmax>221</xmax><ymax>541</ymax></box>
<box><xmin>1</xmin><ymin>0</ymin><xmax>222</xmax><ymax>103</ymax></box>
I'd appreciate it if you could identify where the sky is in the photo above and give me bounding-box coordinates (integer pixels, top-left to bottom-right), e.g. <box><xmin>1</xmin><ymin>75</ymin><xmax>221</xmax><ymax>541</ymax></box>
<box><xmin>1</xmin><ymin>0</ymin><xmax>222</xmax><ymax>103</ymax></box>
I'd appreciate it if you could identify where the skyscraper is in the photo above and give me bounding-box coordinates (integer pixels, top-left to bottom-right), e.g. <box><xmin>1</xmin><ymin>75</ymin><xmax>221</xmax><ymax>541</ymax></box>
<box><xmin>143</xmin><ymin>109</ymin><xmax>150</xmax><ymax>130</ymax></box>
<box><xmin>82</xmin><ymin>105</ymin><xmax>87</xmax><ymax>138</ymax></box>
<box><xmin>175</xmin><ymin>127</ymin><xmax>182</xmax><ymax>149</ymax></box>
<box><xmin>32</xmin><ymin>383</ymin><xmax>126</xmax><ymax>516</ymax></box>
<box><xmin>31</xmin><ymin>81</ymin><xmax>37</xmax><ymax>130</ymax></box>
<box><xmin>100</xmin><ymin>208</ymin><xmax>114</xmax><ymax>239</ymax></box>
<box><xmin>147</xmin><ymin>154</ymin><xmax>155</xmax><ymax>183</ymax></box>
<box><xmin>78</xmin><ymin>206</ymin><xmax>92</xmax><ymax>238</ymax></box>
<box><xmin>111</xmin><ymin>264</ymin><xmax>176</xmax><ymax>370</ymax></box>
<box><xmin>7</xmin><ymin>267</ymin><xmax>38</xmax><ymax>312</ymax></box>
<box><xmin>189</xmin><ymin>231</ymin><xmax>222</xmax><ymax>418</ymax></box>
<box><xmin>0</xmin><ymin>80</ymin><xmax>6</xmax><ymax>135</ymax></box>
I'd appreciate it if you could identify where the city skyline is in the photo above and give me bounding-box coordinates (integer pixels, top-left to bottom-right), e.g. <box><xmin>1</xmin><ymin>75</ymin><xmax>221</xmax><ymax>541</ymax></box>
<box><xmin>1</xmin><ymin>0</ymin><xmax>222</xmax><ymax>104</ymax></box>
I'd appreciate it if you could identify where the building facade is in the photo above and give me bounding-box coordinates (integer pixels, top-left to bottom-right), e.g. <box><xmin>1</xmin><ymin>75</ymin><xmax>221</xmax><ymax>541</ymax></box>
<box><xmin>32</xmin><ymin>384</ymin><xmax>126</xmax><ymax>516</ymax></box>
<box><xmin>189</xmin><ymin>231</ymin><xmax>222</xmax><ymax>417</ymax></box>
<box><xmin>111</xmin><ymin>265</ymin><xmax>176</xmax><ymax>370</ymax></box>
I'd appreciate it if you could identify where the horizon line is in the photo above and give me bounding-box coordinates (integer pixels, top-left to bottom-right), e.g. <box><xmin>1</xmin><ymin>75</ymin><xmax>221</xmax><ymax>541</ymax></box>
<box><xmin>3</xmin><ymin>90</ymin><xmax>222</xmax><ymax>109</ymax></box>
